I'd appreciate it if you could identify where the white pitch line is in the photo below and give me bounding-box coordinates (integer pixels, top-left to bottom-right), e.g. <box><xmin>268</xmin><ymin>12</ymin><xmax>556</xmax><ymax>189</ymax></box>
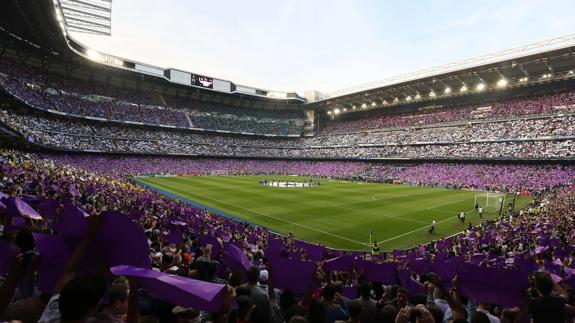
<box><xmin>181</xmin><ymin>189</ymin><xmax>368</xmax><ymax>247</ymax></box>
<box><xmin>426</xmin><ymin>199</ymin><xmax>466</xmax><ymax>210</ymax></box>
<box><xmin>375</xmin><ymin>216</ymin><xmax>457</xmax><ymax>244</ymax></box>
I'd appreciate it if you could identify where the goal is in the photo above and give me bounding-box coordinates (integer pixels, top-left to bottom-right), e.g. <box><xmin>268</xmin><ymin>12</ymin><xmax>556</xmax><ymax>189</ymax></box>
<box><xmin>474</xmin><ymin>193</ymin><xmax>505</xmax><ymax>212</ymax></box>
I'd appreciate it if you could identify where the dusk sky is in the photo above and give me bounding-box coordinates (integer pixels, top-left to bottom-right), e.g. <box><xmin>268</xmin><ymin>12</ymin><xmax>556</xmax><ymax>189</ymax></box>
<box><xmin>72</xmin><ymin>0</ymin><xmax>575</xmax><ymax>95</ymax></box>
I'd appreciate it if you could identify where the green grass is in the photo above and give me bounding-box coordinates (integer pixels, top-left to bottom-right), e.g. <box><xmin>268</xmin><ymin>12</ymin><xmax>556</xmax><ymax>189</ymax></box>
<box><xmin>136</xmin><ymin>176</ymin><xmax>531</xmax><ymax>251</ymax></box>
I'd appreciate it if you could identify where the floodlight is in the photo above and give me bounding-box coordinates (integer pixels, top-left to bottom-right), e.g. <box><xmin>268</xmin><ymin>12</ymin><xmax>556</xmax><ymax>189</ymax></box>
<box><xmin>496</xmin><ymin>78</ymin><xmax>508</xmax><ymax>87</ymax></box>
<box><xmin>444</xmin><ymin>87</ymin><xmax>451</xmax><ymax>94</ymax></box>
<box><xmin>343</xmin><ymin>108</ymin><xmax>347</xmax><ymax>112</ymax></box>
<box><xmin>382</xmin><ymin>100</ymin><xmax>388</xmax><ymax>104</ymax></box>
<box><xmin>361</xmin><ymin>103</ymin><xmax>367</xmax><ymax>108</ymax></box>
<box><xmin>334</xmin><ymin>108</ymin><xmax>340</xmax><ymax>115</ymax></box>
<box><xmin>460</xmin><ymin>85</ymin><xmax>468</xmax><ymax>92</ymax></box>
<box><xmin>86</xmin><ymin>49</ymin><xmax>102</xmax><ymax>61</ymax></box>
<box><xmin>415</xmin><ymin>94</ymin><xmax>421</xmax><ymax>99</ymax></box>
<box><xmin>394</xmin><ymin>97</ymin><xmax>399</xmax><ymax>102</ymax></box>
<box><xmin>371</xmin><ymin>102</ymin><xmax>376</xmax><ymax>107</ymax></box>
<box><xmin>476</xmin><ymin>83</ymin><xmax>486</xmax><ymax>91</ymax></box>
<box><xmin>406</xmin><ymin>96</ymin><xmax>412</xmax><ymax>101</ymax></box>
<box><xmin>327</xmin><ymin>111</ymin><xmax>332</xmax><ymax>115</ymax></box>
<box><xmin>429</xmin><ymin>91</ymin><xmax>436</xmax><ymax>97</ymax></box>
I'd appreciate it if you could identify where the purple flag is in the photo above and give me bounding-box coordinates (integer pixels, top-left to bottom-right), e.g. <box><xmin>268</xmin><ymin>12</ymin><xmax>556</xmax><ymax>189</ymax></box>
<box><xmin>458</xmin><ymin>264</ymin><xmax>528</xmax><ymax>307</ymax></box>
<box><xmin>33</xmin><ymin>233</ymin><xmax>70</xmax><ymax>293</ymax></box>
<box><xmin>165</xmin><ymin>231</ymin><xmax>182</xmax><ymax>245</ymax></box>
<box><xmin>6</xmin><ymin>197</ymin><xmax>42</xmax><ymax>220</ymax></box>
<box><xmin>268</xmin><ymin>254</ymin><xmax>316</xmax><ymax>293</ymax></box>
<box><xmin>429</xmin><ymin>260</ymin><xmax>461</xmax><ymax>288</ymax></box>
<box><xmin>55</xmin><ymin>204</ymin><xmax>89</xmax><ymax>236</ymax></box>
<box><xmin>111</xmin><ymin>265</ymin><xmax>227</xmax><ymax>312</ymax></box>
<box><xmin>324</xmin><ymin>255</ymin><xmax>355</xmax><ymax>272</ymax></box>
<box><xmin>220</xmin><ymin>244</ymin><xmax>251</xmax><ymax>272</ymax></box>
<box><xmin>38</xmin><ymin>199</ymin><xmax>59</xmax><ymax>219</ymax></box>
<box><xmin>97</xmin><ymin>211</ymin><xmax>151</xmax><ymax>269</ymax></box>
<box><xmin>197</xmin><ymin>235</ymin><xmax>221</xmax><ymax>257</ymax></box>
<box><xmin>398</xmin><ymin>269</ymin><xmax>423</xmax><ymax>296</ymax></box>
<box><xmin>356</xmin><ymin>260</ymin><xmax>398</xmax><ymax>284</ymax></box>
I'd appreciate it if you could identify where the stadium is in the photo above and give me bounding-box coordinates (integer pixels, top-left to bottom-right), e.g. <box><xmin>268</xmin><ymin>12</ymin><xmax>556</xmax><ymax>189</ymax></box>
<box><xmin>0</xmin><ymin>1</ymin><xmax>574</xmax><ymax>322</ymax></box>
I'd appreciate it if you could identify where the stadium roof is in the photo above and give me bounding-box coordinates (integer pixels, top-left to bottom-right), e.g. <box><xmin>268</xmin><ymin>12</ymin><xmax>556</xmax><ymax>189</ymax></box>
<box><xmin>307</xmin><ymin>34</ymin><xmax>575</xmax><ymax>113</ymax></box>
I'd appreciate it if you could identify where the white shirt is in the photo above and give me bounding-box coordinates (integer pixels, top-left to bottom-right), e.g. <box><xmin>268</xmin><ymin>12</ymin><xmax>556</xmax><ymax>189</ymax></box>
<box><xmin>476</xmin><ymin>308</ymin><xmax>501</xmax><ymax>323</ymax></box>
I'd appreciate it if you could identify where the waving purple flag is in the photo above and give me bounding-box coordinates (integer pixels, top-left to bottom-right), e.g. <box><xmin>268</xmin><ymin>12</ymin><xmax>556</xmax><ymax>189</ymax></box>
<box><xmin>429</xmin><ymin>260</ymin><xmax>461</xmax><ymax>288</ymax></box>
<box><xmin>356</xmin><ymin>260</ymin><xmax>398</xmax><ymax>284</ymax></box>
<box><xmin>97</xmin><ymin>211</ymin><xmax>151</xmax><ymax>268</ymax></box>
<box><xmin>268</xmin><ymin>254</ymin><xmax>316</xmax><ymax>293</ymax></box>
<box><xmin>55</xmin><ymin>204</ymin><xmax>89</xmax><ymax>236</ymax></box>
<box><xmin>220</xmin><ymin>244</ymin><xmax>251</xmax><ymax>272</ymax></box>
<box><xmin>38</xmin><ymin>199</ymin><xmax>59</xmax><ymax>219</ymax></box>
<box><xmin>398</xmin><ymin>269</ymin><xmax>423</xmax><ymax>296</ymax></box>
<box><xmin>33</xmin><ymin>233</ymin><xmax>70</xmax><ymax>293</ymax></box>
<box><xmin>458</xmin><ymin>264</ymin><xmax>528</xmax><ymax>307</ymax></box>
<box><xmin>165</xmin><ymin>231</ymin><xmax>182</xmax><ymax>245</ymax></box>
<box><xmin>6</xmin><ymin>197</ymin><xmax>42</xmax><ymax>220</ymax></box>
<box><xmin>324</xmin><ymin>255</ymin><xmax>355</xmax><ymax>272</ymax></box>
<box><xmin>111</xmin><ymin>265</ymin><xmax>226</xmax><ymax>312</ymax></box>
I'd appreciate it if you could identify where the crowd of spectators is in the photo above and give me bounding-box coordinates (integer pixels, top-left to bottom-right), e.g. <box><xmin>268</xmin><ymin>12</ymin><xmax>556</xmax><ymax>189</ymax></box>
<box><xmin>1</xmin><ymin>150</ymin><xmax>575</xmax><ymax>322</ymax></box>
<box><xmin>0</xmin><ymin>58</ymin><xmax>302</xmax><ymax>136</ymax></box>
<box><xmin>41</xmin><ymin>155</ymin><xmax>575</xmax><ymax>194</ymax></box>
<box><xmin>320</xmin><ymin>90</ymin><xmax>575</xmax><ymax>134</ymax></box>
<box><xmin>2</xmin><ymin>108</ymin><xmax>575</xmax><ymax>159</ymax></box>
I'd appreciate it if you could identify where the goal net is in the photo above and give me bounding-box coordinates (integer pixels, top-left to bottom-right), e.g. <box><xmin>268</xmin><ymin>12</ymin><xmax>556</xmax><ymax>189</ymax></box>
<box><xmin>474</xmin><ymin>193</ymin><xmax>505</xmax><ymax>212</ymax></box>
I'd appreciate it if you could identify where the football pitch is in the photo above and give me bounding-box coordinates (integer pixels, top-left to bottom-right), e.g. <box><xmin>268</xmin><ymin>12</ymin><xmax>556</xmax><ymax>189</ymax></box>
<box><xmin>136</xmin><ymin>175</ymin><xmax>531</xmax><ymax>251</ymax></box>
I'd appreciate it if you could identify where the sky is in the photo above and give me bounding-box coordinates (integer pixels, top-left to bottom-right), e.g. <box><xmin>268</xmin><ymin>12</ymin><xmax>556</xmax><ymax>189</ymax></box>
<box><xmin>71</xmin><ymin>0</ymin><xmax>575</xmax><ymax>95</ymax></box>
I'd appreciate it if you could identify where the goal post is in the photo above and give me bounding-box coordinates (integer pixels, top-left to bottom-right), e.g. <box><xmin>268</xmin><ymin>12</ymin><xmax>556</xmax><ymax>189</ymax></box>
<box><xmin>474</xmin><ymin>192</ymin><xmax>505</xmax><ymax>212</ymax></box>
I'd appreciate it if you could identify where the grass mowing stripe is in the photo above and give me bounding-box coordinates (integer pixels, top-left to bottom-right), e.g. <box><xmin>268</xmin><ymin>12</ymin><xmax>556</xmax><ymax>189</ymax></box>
<box><xmin>138</xmin><ymin>176</ymin><xmax>531</xmax><ymax>251</ymax></box>
<box><xmin>141</xmin><ymin>178</ymin><xmax>368</xmax><ymax>247</ymax></box>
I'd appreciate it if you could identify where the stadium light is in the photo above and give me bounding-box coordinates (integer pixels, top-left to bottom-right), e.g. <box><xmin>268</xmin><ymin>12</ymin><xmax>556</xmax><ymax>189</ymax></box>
<box><xmin>343</xmin><ymin>108</ymin><xmax>347</xmax><ymax>112</ymax></box>
<box><xmin>406</xmin><ymin>96</ymin><xmax>412</xmax><ymax>101</ymax></box>
<box><xmin>476</xmin><ymin>83</ymin><xmax>486</xmax><ymax>91</ymax></box>
<box><xmin>569</xmin><ymin>70</ymin><xmax>574</xmax><ymax>75</ymax></box>
<box><xmin>86</xmin><ymin>49</ymin><xmax>102</xmax><ymax>62</ymax></box>
<box><xmin>460</xmin><ymin>85</ymin><xmax>468</xmax><ymax>92</ymax></box>
<box><xmin>327</xmin><ymin>111</ymin><xmax>332</xmax><ymax>115</ymax></box>
<box><xmin>382</xmin><ymin>100</ymin><xmax>388</xmax><ymax>104</ymax></box>
<box><xmin>496</xmin><ymin>78</ymin><xmax>508</xmax><ymax>88</ymax></box>
<box><xmin>333</xmin><ymin>108</ymin><xmax>341</xmax><ymax>115</ymax></box>
<box><xmin>352</xmin><ymin>106</ymin><xmax>356</xmax><ymax>110</ymax></box>
<box><xmin>415</xmin><ymin>93</ymin><xmax>421</xmax><ymax>99</ymax></box>
<box><xmin>429</xmin><ymin>91</ymin><xmax>436</xmax><ymax>97</ymax></box>
<box><xmin>519</xmin><ymin>77</ymin><xmax>529</xmax><ymax>82</ymax></box>
<box><xmin>361</xmin><ymin>103</ymin><xmax>367</xmax><ymax>108</ymax></box>
<box><xmin>394</xmin><ymin>97</ymin><xmax>399</xmax><ymax>102</ymax></box>
<box><xmin>444</xmin><ymin>87</ymin><xmax>451</xmax><ymax>94</ymax></box>
<box><xmin>371</xmin><ymin>102</ymin><xmax>376</xmax><ymax>107</ymax></box>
